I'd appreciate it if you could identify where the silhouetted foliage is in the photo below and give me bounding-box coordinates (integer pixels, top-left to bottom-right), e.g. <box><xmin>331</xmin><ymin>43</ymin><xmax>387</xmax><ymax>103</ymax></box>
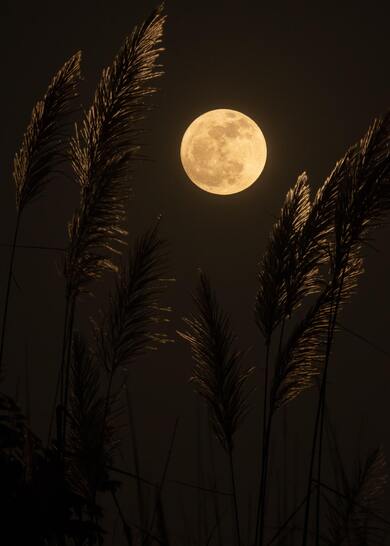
<box><xmin>179</xmin><ymin>272</ymin><xmax>253</xmax><ymax>453</ymax></box>
<box><xmin>1</xmin><ymin>2</ymin><xmax>390</xmax><ymax>545</ymax></box>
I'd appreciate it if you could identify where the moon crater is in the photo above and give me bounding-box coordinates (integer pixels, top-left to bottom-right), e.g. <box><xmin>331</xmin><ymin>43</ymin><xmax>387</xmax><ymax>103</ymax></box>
<box><xmin>180</xmin><ymin>109</ymin><xmax>267</xmax><ymax>195</ymax></box>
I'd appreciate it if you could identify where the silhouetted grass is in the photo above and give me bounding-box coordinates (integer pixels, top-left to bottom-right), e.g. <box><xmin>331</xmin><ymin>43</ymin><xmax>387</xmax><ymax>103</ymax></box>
<box><xmin>179</xmin><ymin>271</ymin><xmax>254</xmax><ymax>546</ymax></box>
<box><xmin>0</xmin><ymin>51</ymin><xmax>81</xmax><ymax>375</ymax></box>
<box><xmin>0</xmin><ymin>3</ymin><xmax>390</xmax><ymax>545</ymax></box>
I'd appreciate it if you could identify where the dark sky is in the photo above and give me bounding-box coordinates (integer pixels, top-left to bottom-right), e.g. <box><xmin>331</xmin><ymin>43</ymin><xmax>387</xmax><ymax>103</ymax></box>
<box><xmin>1</xmin><ymin>0</ymin><xmax>390</xmax><ymax>539</ymax></box>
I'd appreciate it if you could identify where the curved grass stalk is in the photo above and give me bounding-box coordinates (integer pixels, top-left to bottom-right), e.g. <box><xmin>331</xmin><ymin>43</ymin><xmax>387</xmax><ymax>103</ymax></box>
<box><xmin>0</xmin><ymin>213</ymin><xmax>21</xmax><ymax>373</ymax></box>
<box><xmin>179</xmin><ymin>272</ymin><xmax>254</xmax><ymax>546</ymax></box>
<box><xmin>254</xmin><ymin>340</ymin><xmax>271</xmax><ymax>546</ymax></box>
<box><xmin>302</xmin><ymin>110</ymin><xmax>390</xmax><ymax>546</ymax></box>
<box><xmin>254</xmin><ymin>174</ymin><xmax>320</xmax><ymax>546</ymax></box>
<box><xmin>0</xmin><ymin>51</ymin><xmax>81</xmax><ymax>374</ymax></box>
<box><xmin>58</xmin><ymin>4</ymin><xmax>166</xmax><ymax>453</ymax></box>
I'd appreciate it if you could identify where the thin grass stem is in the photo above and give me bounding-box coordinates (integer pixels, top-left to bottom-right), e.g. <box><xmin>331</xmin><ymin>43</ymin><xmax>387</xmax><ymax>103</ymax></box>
<box><xmin>125</xmin><ymin>380</ymin><xmax>146</xmax><ymax>532</ymax></box>
<box><xmin>47</xmin><ymin>293</ymin><xmax>70</xmax><ymax>446</ymax></box>
<box><xmin>267</xmin><ymin>486</ymin><xmax>316</xmax><ymax>546</ymax></box>
<box><xmin>254</xmin><ymin>341</ymin><xmax>271</xmax><ymax>546</ymax></box>
<box><xmin>142</xmin><ymin>418</ymin><xmax>179</xmax><ymax>546</ymax></box>
<box><xmin>0</xmin><ymin>212</ymin><xmax>21</xmax><ymax>372</ymax></box>
<box><xmin>300</xmin><ymin>348</ymin><xmax>327</xmax><ymax>546</ymax></box>
<box><xmin>257</xmin><ymin>413</ymin><xmax>274</xmax><ymax>546</ymax></box>
<box><xmin>302</xmin><ymin>267</ymin><xmax>347</xmax><ymax>546</ymax></box>
<box><xmin>228</xmin><ymin>448</ymin><xmax>241</xmax><ymax>546</ymax></box>
<box><xmin>277</xmin><ymin>318</ymin><xmax>287</xmax><ymax>546</ymax></box>
<box><xmin>208</xmin><ymin>423</ymin><xmax>223</xmax><ymax>546</ymax></box>
<box><xmin>62</xmin><ymin>296</ymin><xmax>76</xmax><ymax>454</ymax></box>
<box><xmin>0</xmin><ymin>243</ymin><xmax>65</xmax><ymax>252</ymax></box>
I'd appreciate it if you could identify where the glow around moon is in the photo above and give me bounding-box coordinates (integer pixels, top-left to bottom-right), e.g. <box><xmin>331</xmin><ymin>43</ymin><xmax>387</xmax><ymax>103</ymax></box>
<box><xmin>180</xmin><ymin>109</ymin><xmax>267</xmax><ymax>195</ymax></box>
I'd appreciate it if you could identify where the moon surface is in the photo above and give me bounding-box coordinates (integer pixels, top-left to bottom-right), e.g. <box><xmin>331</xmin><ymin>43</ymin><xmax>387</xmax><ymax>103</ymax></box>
<box><xmin>180</xmin><ymin>109</ymin><xmax>267</xmax><ymax>195</ymax></box>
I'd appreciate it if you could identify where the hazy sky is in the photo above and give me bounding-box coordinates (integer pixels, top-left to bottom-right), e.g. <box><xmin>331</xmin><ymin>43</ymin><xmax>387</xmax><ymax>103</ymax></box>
<box><xmin>1</xmin><ymin>1</ymin><xmax>390</xmax><ymax>528</ymax></box>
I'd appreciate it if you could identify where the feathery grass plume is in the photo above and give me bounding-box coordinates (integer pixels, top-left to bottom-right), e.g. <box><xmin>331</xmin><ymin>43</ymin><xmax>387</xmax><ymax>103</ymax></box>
<box><xmin>268</xmin><ymin>111</ymin><xmax>390</xmax><ymax>414</ymax></box>
<box><xmin>270</xmin><ymin>253</ymin><xmax>363</xmax><ymax>412</ymax></box>
<box><xmin>67</xmin><ymin>333</ymin><xmax>119</xmax><ymax>504</ymax></box>
<box><xmin>255</xmin><ymin>173</ymin><xmax>313</xmax><ymax>343</ymax></box>
<box><xmin>255</xmin><ymin>173</ymin><xmax>317</xmax><ymax>546</ymax></box>
<box><xmin>60</xmin><ymin>3</ymin><xmax>165</xmax><ymax>456</ymax></box>
<box><xmin>255</xmin><ymin>112</ymin><xmax>388</xmax><ymax>361</ymax></box>
<box><xmin>333</xmin><ymin>112</ymin><xmax>390</xmax><ymax>267</ymax></box>
<box><xmin>179</xmin><ymin>272</ymin><xmax>253</xmax><ymax>452</ymax></box>
<box><xmin>256</xmin><ymin>114</ymin><xmax>390</xmax><ymax>546</ymax></box>
<box><xmin>303</xmin><ymin>147</ymin><xmax>357</xmax><ymax>256</ymax></box>
<box><xmin>0</xmin><ymin>51</ymin><xmax>82</xmax><ymax>374</ymax></box>
<box><xmin>299</xmin><ymin>112</ymin><xmax>390</xmax><ymax>546</ymax></box>
<box><xmin>94</xmin><ymin>219</ymin><xmax>172</xmax><ymax>375</ymax></box>
<box><xmin>14</xmin><ymin>51</ymin><xmax>82</xmax><ymax>213</ymax></box>
<box><xmin>64</xmin><ymin>4</ymin><xmax>166</xmax><ymax>299</ymax></box>
<box><xmin>324</xmin><ymin>447</ymin><xmax>388</xmax><ymax>546</ymax></box>
<box><xmin>179</xmin><ymin>272</ymin><xmax>253</xmax><ymax>546</ymax></box>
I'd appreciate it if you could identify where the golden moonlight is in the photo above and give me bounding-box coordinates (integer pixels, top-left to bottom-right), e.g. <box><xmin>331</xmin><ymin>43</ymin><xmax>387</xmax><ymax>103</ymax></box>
<box><xmin>180</xmin><ymin>109</ymin><xmax>267</xmax><ymax>195</ymax></box>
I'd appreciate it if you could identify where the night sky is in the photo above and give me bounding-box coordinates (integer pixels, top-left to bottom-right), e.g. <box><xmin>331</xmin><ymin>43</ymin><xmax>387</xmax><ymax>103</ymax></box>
<box><xmin>1</xmin><ymin>0</ymin><xmax>390</xmax><ymax>541</ymax></box>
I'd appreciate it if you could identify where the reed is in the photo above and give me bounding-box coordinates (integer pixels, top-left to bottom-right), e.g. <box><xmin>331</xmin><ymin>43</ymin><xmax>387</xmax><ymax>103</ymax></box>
<box><xmin>1</xmin><ymin>51</ymin><xmax>81</xmax><ymax>374</ymax></box>
<box><xmin>67</xmin><ymin>333</ymin><xmax>118</xmax><ymax>509</ymax></box>
<box><xmin>302</xmin><ymin>111</ymin><xmax>390</xmax><ymax>546</ymax></box>
<box><xmin>179</xmin><ymin>271</ymin><xmax>254</xmax><ymax>546</ymax></box>
<box><xmin>254</xmin><ymin>172</ymin><xmax>325</xmax><ymax>546</ymax></box>
<box><xmin>60</xmin><ymin>3</ymin><xmax>166</xmax><ymax>453</ymax></box>
<box><xmin>2</xmin><ymin>3</ymin><xmax>390</xmax><ymax>541</ymax></box>
<box><xmin>94</xmin><ymin>220</ymin><xmax>171</xmax><ymax>376</ymax></box>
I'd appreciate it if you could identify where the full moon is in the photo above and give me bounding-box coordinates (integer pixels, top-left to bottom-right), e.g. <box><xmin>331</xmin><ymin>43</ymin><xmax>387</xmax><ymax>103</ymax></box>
<box><xmin>180</xmin><ymin>109</ymin><xmax>267</xmax><ymax>195</ymax></box>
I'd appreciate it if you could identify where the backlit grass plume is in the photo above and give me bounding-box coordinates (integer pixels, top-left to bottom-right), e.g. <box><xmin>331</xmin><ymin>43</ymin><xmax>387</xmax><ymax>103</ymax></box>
<box><xmin>255</xmin><ymin>217</ymin><xmax>362</xmax><ymax>546</ymax></box>
<box><xmin>180</xmin><ymin>272</ymin><xmax>253</xmax><ymax>452</ymax></box>
<box><xmin>14</xmin><ymin>51</ymin><xmax>81</xmax><ymax>213</ymax></box>
<box><xmin>255</xmin><ymin>173</ymin><xmax>312</xmax><ymax>345</ymax></box>
<box><xmin>333</xmin><ymin>112</ymin><xmax>390</xmax><ymax>268</ymax></box>
<box><xmin>254</xmin><ymin>173</ymin><xmax>325</xmax><ymax>546</ymax></box>
<box><xmin>263</xmin><ymin>112</ymin><xmax>390</xmax><ymax>415</ymax></box>
<box><xmin>0</xmin><ymin>52</ymin><xmax>82</xmax><ymax>374</ymax></box>
<box><xmin>94</xmin><ymin>220</ymin><xmax>172</xmax><ymax>376</ymax></box>
<box><xmin>255</xmin><ymin>112</ymin><xmax>390</xmax><ymax>546</ymax></box>
<box><xmin>59</xmin><ymin>4</ymin><xmax>166</xmax><ymax>454</ymax></box>
<box><xmin>179</xmin><ymin>272</ymin><xmax>254</xmax><ymax>546</ymax></box>
<box><xmin>270</xmin><ymin>253</ymin><xmax>362</xmax><ymax>412</ymax></box>
<box><xmin>64</xmin><ymin>4</ymin><xmax>166</xmax><ymax>299</ymax></box>
<box><xmin>298</xmin><ymin>112</ymin><xmax>390</xmax><ymax>546</ymax></box>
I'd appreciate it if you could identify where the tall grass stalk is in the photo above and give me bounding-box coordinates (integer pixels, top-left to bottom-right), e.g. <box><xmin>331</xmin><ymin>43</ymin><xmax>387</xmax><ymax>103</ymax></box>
<box><xmin>0</xmin><ymin>52</ymin><xmax>81</xmax><ymax>374</ymax></box>
<box><xmin>278</xmin><ymin>318</ymin><xmax>288</xmax><ymax>546</ymax></box>
<box><xmin>179</xmin><ymin>272</ymin><xmax>254</xmax><ymax>546</ymax></box>
<box><xmin>253</xmin><ymin>340</ymin><xmax>270</xmax><ymax>546</ymax></box>
<box><xmin>299</xmin><ymin>253</ymin><xmax>362</xmax><ymax>546</ymax></box>
<box><xmin>208</xmin><ymin>419</ymin><xmax>223</xmax><ymax>546</ymax></box>
<box><xmin>196</xmin><ymin>402</ymin><xmax>203</xmax><ymax>544</ymax></box>
<box><xmin>255</xmin><ymin>174</ymin><xmax>317</xmax><ymax>546</ymax></box>
<box><xmin>125</xmin><ymin>380</ymin><xmax>146</xmax><ymax>532</ymax></box>
<box><xmin>111</xmin><ymin>489</ymin><xmax>134</xmax><ymax>545</ymax></box>
<box><xmin>0</xmin><ymin>213</ymin><xmax>20</xmax><ymax>373</ymax></box>
<box><xmin>314</xmin><ymin>283</ymin><xmax>344</xmax><ymax>546</ymax></box>
<box><xmin>303</xmin><ymin>111</ymin><xmax>390</xmax><ymax>546</ymax></box>
<box><xmin>61</xmin><ymin>296</ymin><xmax>76</xmax><ymax>452</ymax></box>
<box><xmin>61</xmin><ymin>5</ymin><xmax>166</xmax><ymax>455</ymax></box>
<box><xmin>142</xmin><ymin>418</ymin><xmax>179</xmax><ymax>546</ymax></box>
<box><xmin>256</xmin><ymin>413</ymin><xmax>274</xmax><ymax>546</ymax></box>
